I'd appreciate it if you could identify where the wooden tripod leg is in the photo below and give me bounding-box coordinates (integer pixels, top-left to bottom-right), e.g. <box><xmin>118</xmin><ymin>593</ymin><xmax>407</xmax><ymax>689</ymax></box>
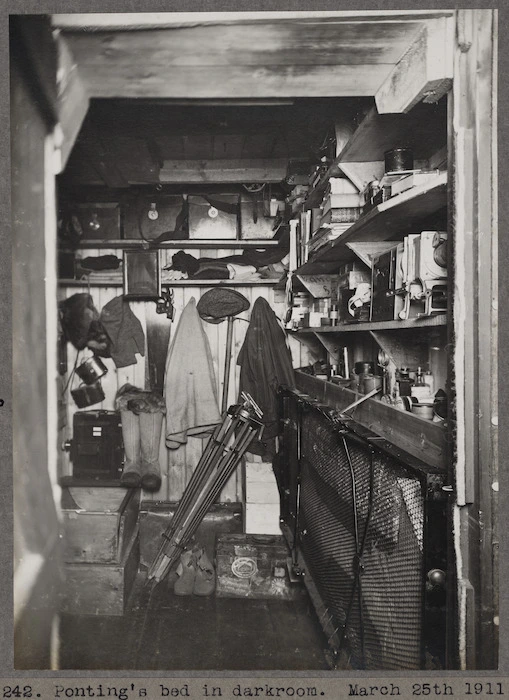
<box><xmin>221</xmin><ymin>315</ymin><xmax>234</xmax><ymax>414</ymax></box>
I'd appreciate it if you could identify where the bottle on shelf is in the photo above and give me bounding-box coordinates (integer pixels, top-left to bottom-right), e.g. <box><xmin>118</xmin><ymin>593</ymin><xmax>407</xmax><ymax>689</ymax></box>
<box><xmin>411</xmin><ymin>366</ymin><xmax>435</xmax><ymax>402</ymax></box>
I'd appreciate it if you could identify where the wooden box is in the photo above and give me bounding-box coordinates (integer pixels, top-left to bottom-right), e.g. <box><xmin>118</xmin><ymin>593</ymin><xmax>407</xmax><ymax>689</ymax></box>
<box><xmin>123</xmin><ymin>195</ymin><xmax>187</xmax><ymax>240</ymax></box>
<box><xmin>188</xmin><ymin>194</ymin><xmax>239</xmax><ymax>239</ymax></box>
<box><xmin>244</xmin><ymin>503</ymin><xmax>282</xmax><ymax>535</ymax></box>
<box><xmin>216</xmin><ymin>534</ymin><xmax>302</xmax><ymax>600</ymax></box>
<box><xmin>68</xmin><ymin>202</ymin><xmax>121</xmax><ymax>240</ymax></box>
<box><xmin>244</xmin><ymin>461</ymin><xmax>281</xmax><ymax>535</ymax></box>
<box><xmin>62</xmin><ymin>528</ymin><xmax>140</xmax><ymax>616</ymax></box>
<box><xmin>62</xmin><ymin>487</ymin><xmax>140</xmax><ymax>564</ymax></box>
<box><xmin>139</xmin><ymin>502</ymin><xmax>242</xmax><ymax>571</ymax></box>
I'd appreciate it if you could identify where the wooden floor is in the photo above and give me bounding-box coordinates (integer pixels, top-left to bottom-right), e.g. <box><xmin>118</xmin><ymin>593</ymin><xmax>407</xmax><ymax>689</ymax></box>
<box><xmin>59</xmin><ymin>573</ymin><xmax>330</xmax><ymax>670</ymax></box>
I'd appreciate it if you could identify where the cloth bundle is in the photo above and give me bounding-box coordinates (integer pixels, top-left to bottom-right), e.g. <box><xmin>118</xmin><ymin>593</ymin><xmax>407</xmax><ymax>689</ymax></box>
<box><xmin>59</xmin><ymin>293</ymin><xmax>111</xmax><ymax>356</ymax></box>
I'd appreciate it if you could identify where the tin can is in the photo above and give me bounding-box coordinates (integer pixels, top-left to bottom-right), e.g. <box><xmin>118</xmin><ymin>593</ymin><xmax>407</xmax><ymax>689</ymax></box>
<box><xmin>384</xmin><ymin>148</ymin><xmax>414</xmax><ymax>173</ymax></box>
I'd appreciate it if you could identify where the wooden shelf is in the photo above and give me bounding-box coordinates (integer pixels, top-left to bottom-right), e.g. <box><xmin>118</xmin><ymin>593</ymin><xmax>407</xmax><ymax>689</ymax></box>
<box><xmin>59</xmin><ymin>278</ymin><xmax>280</xmax><ymax>288</ymax></box>
<box><xmin>295</xmin><ymin>371</ymin><xmax>447</xmax><ymax>470</ymax></box>
<box><xmin>68</xmin><ymin>239</ymin><xmax>279</xmax><ymax>250</ymax></box>
<box><xmin>293</xmin><ymin>314</ymin><xmax>447</xmax><ymax>333</ymax></box>
<box><xmin>296</xmin><ymin>172</ymin><xmax>447</xmax><ymax>274</ymax></box>
<box><xmin>302</xmin><ymin>100</ymin><xmax>447</xmax><ymax>210</ymax></box>
<box><xmin>338</xmin><ymin>100</ymin><xmax>447</xmax><ymax>164</ymax></box>
<box><xmin>60</xmin><ymin>476</ymin><xmax>124</xmax><ymax>488</ymax></box>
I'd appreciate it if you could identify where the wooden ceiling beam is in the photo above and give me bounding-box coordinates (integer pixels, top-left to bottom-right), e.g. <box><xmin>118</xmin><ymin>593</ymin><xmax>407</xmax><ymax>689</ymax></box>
<box><xmin>159</xmin><ymin>158</ymin><xmax>288</xmax><ymax>183</ymax></box>
<box><xmin>56</xmin><ymin>36</ymin><xmax>90</xmax><ymax>170</ymax></box>
<box><xmin>62</xmin><ymin>22</ymin><xmax>424</xmax><ymax>67</ymax></box>
<box><xmin>52</xmin><ymin>12</ymin><xmax>453</xmax><ymax>31</ymax></box>
<box><xmin>69</xmin><ymin>64</ymin><xmax>393</xmax><ymax>99</ymax></box>
<box><xmin>58</xmin><ymin>20</ymin><xmax>427</xmax><ymax>100</ymax></box>
<box><xmin>375</xmin><ymin>17</ymin><xmax>454</xmax><ymax>113</ymax></box>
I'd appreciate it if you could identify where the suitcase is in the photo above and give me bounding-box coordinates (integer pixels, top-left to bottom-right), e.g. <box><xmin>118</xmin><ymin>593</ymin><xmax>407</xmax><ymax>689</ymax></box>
<box><xmin>69</xmin><ymin>410</ymin><xmax>124</xmax><ymax>480</ymax></box>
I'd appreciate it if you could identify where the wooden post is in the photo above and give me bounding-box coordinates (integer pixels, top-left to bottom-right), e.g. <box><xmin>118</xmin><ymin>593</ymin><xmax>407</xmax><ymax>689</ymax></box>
<box><xmin>451</xmin><ymin>9</ymin><xmax>497</xmax><ymax>670</ymax></box>
<box><xmin>222</xmin><ymin>316</ymin><xmax>234</xmax><ymax>414</ymax></box>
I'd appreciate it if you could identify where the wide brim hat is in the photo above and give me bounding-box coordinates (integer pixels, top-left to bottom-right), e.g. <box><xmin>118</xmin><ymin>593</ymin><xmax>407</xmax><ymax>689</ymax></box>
<box><xmin>197</xmin><ymin>288</ymin><xmax>250</xmax><ymax>323</ymax></box>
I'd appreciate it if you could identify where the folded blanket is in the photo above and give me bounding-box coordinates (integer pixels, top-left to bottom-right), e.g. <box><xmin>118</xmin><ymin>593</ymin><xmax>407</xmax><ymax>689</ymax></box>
<box><xmin>164</xmin><ymin>298</ymin><xmax>221</xmax><ymax>449</ymax></box>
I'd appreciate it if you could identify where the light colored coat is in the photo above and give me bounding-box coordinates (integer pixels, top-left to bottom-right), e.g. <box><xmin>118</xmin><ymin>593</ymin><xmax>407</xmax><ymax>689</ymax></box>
<box><xmin>164</xmin><ymin>298</ymin><xmax>221</xmax><ymax>449</ymax></box>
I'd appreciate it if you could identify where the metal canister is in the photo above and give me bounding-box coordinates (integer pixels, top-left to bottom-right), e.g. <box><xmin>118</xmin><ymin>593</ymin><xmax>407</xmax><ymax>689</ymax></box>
<box><xmin>362</xmin><ymin>375</ymin><xmax>382</xmax><ymax>394</ymax></box>
<box><xmin>76</xmin><ymin>355</ymin><xmax>108</xmax><ymax>385</ymax></box>
<box><xmin>384</xmin><ymin>148</ymin><xmax>414</xmax><ymax>173</ymax></box>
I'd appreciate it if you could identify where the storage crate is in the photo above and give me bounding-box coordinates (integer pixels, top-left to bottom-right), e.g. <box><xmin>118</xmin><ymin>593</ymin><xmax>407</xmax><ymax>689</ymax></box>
<box><xmin>188</xmin><ymin>194</ymin><xmax>239</xmax><ymax>239</ymax></box>
<box><xmin>123</xmin><ymin>195</ymin><xmax>186</xmax><ymax>240</ymax></box>
<box><xmin>67</xmin><ymin>202</ymin><xmax>121</xmax><ymax>240</ymax></box>
<box><xmin>216</xmin><ymin>534</ymin><xmax>303</xmax><ymax>600</ymax></box>
<box><xmin>139</xmin><ymin>501</ymin><xmax>242</xmax><ymax>571</ymax></box>
<box><xmin>62</xmin><ymin>487</ymin><xmax>140</xmax><ymax>564</ymax></box>
<box><xmin>62</xmin><ymin>528</ymin><xmax>140</xmax><ymax>616</ymax></box>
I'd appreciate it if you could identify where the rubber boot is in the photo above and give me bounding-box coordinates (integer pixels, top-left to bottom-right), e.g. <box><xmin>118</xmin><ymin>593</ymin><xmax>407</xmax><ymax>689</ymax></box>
<box><xmin>139</xmin><ymin>410</ymin><xmax>164</xmax><ymax>492</ymax></box>
<box><xmin>119</xmin><ymin>410</ymin><xmax>142</xmax><ymax>488</ymax></box>
<box><xmin>193</xmin><ymin>547</ymin><xmax>216</xmax><ymax>596</ymax></box>
<box><xmin>174</xmin><ymin>550</ymin><xmax>196</xmax><ymax>596</ymax></box>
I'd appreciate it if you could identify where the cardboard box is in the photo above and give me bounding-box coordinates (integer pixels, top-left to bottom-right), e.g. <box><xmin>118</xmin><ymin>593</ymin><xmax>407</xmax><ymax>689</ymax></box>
<box><xmin>245</xmin><ymin>503</ymin><xmax>281</xmax><ymax>535</ymax></box>
<box><xmin>245</xmin><ymin>461</ymin><xmax>279</xmax><ymax>505</ymax></box>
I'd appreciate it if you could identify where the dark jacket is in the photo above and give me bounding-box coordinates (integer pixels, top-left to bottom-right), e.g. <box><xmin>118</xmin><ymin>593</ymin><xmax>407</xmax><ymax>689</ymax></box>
<box><xmin>237</xmin><ymin>297</ymin><xmax>294</xmax><ymax>457</ymax></box>
<box><xmin>100</xmin><ymin>295</ymin><xmax>146</xmax><ymax>368</ymax></box>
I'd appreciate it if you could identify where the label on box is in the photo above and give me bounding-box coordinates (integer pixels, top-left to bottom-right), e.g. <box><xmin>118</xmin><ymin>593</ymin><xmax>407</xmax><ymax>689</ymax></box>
<box><xmin>232</xmin><ymin>557</ymin><xmax>258</xmax><ymax>579</ymax></box>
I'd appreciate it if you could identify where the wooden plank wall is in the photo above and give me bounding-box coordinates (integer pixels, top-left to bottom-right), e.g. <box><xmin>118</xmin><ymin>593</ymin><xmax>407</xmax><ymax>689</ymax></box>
<box><xmin>59</xmin><ymin>247</ymin><xmax>308</xmax><ymax>503</ymax></box>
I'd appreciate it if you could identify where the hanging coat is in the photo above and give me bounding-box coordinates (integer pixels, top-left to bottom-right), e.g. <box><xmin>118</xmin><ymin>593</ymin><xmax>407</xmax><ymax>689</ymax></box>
<box><xmin>237</xmin><ymin>297</ymin><xmax>295</xmax><ymax>456</ymax></box>
<box><xmin>100</xmin><ymin>295</ymin><xmax>145</xmax><ymax>368</ymax></box>
<box><xmin>164</xmin><ymin>298</ymin><xmax>221</xmax><ymax>449</ymax></box>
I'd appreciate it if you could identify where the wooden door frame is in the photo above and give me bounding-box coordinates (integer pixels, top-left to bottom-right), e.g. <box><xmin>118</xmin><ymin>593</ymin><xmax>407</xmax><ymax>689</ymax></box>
<box><xmin>47</xmin><ymin>9</ymin><xmax>498</xmax><ymax>670</ymax></box>
<box><xmin>450</xmin><ymin>8</ymin><xmax>498</xmax><ymax>670</ymax></box>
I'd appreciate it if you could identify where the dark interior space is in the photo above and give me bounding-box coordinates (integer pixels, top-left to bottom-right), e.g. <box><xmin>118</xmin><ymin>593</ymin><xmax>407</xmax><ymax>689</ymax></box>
<box><xmin>10</xmin><ymin>11</ymin><xmax>498</xmax><ymax>674</ymax></box>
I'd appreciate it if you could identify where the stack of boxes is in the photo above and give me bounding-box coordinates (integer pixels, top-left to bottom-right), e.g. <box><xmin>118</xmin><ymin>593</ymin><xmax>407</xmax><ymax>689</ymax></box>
<box><xmin>244</xmin><ymin>455</ymin><xmax>281</xmax><ymax>536</ymax></box>
<box><xmin>61</xmin><ymin>486</ymin><xmax>140</xmax><ymax>616</ymax></box>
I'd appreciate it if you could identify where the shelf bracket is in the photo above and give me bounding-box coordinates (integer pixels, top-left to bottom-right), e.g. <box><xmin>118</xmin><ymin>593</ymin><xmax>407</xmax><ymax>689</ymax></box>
<box><xmin>370</xmin><ymin>329</ymin><xmax>428</xmax><ymax>369</ymax></box>
<box><xmin>291</xmin><ymin>332</ymin><xmax>324</xmax><ymax>361</ymax></box>
<box><xmin>295</xmin><ymin>274</ymin><xmax>337</xmax><ymax>298</ymax></box>
<box><xmin>346</xmin><ymin>242</ymin><xmax>397</xmax><ymax>269</ymax></box>
<box><xmin>313</xmin><ymin>332</ymin><xmax>342</xmax><ymax>364</ymax></box>
<box><xmin>338</xmin><ymin>161</ymin><xmax>384</xmax><ymax>193</ymax></box>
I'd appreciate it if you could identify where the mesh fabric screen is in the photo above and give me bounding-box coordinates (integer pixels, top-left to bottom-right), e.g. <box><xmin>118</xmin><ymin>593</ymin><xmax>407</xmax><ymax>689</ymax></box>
<box><xmin>298</xmin><ymin>409</ymin><xmax>424</xmax><ymax>670</ymax></box>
